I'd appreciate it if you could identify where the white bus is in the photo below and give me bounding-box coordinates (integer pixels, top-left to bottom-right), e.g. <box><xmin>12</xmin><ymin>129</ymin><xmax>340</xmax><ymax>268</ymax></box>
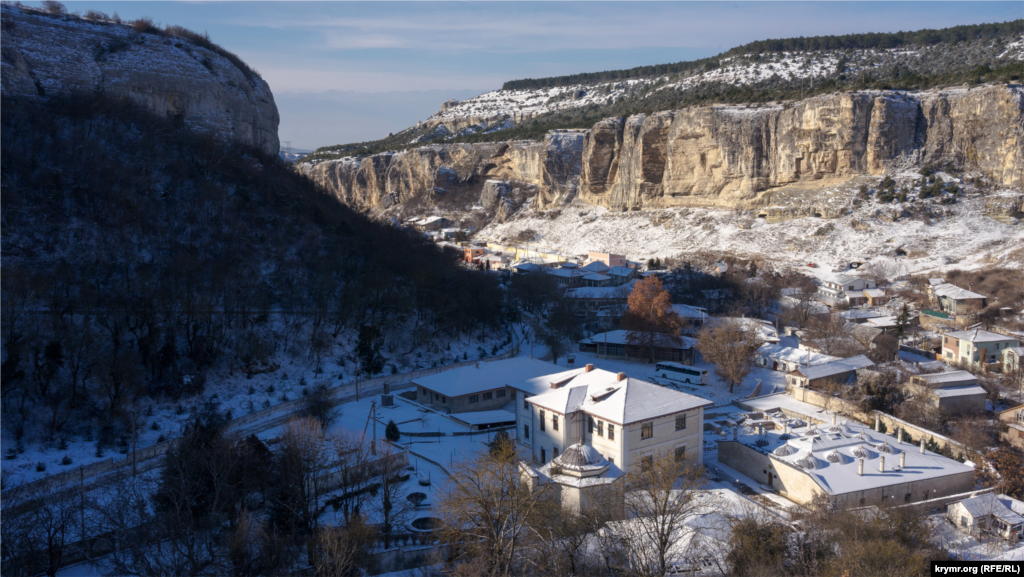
<box><xmin>655</xmin><ymin>362</ymin><xmax>709</xmax><ymax>385</ymax></box>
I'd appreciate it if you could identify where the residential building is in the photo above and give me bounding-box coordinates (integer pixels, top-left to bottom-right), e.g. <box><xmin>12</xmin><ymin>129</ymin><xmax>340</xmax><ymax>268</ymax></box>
<box><xmin>817</xmin><ymin>274</ymin><xmax>878</xmax><ymax>301</ymax></box>
<box><xmin>907</xmin><ymin>371</ymin><xmax>987</xmax><ymax>414</ymax></box>
<box><xmin>846</xmin><ymin>324</ymin><xmax>899</xmax><ymax>362</ymax></box>
<box><xmin>719</xmin><ymin>417</ymin><xmax>976</xmax><ymax>508</ymax></box>
<box><xmin>578</xmin><ymin>330</ymin><xmax>697</xmax><ymax>365</ymax></box>
<box><xmin>586</xmin><ymin>252</ymin><xmax>629</xmax><ymax>269</ymax></box>
<box><xmin>1003</xmin><ymin>346</ymin><xmax>1024</xmax><ymax>374</ymax></box>
<box><xmin>414</xmin><ymin>216</ymin><xmax>450</xmax><ymax>231</ymax></box>
<box><xmin>930</xmin><ymin>284</ymin><xmax>988</xmax><ymax>315</ymax></box>
<box><xmin>549</xmin><ymin>268</ymin><xmax>585</xmax><ymax>287</ymax></box>
<box><xmin>411</xmin><ymin>357</ymin><xmax>562</xmax><ymax>414</ymax></box>
<box><xmin>515</xmin><ymin>366</ymin><xmax>712</xmax><ymax>472</ymax></box>
<box><xmin>565</xmin><ymin>280</ymin><xmax>635</xmax><ymax>311</ymax></box>
<box><xmin>582</xmin><ymin>273</ymin><xmax>612</xmax><ymax>287</ymax></box>
<box><xmin>669</xmin><ymin>304</ymin><xmax>709</xmax><ymax>331</ymax></box>
<box><xmin>756</xmin><ymin>343</ymin><xmax>840</xmax><ymax>373</ymax></box>
<box><xmin>463</xmin><ymin>247</ymin><xmax>485</xmax><ymax>263</ymax></box>
<box><xmin>786</xmin><ymin>355</ymin><xmax>874</xmax><ymax>389</ymax></box>
<box><xmin>705</xmin><ymin>317</ymin><xmax>781</xmax><ymax>344</ymax></box>
<box><xmin>997</xmin><ymin>405</ymin><xmax>1024</xmax><ymax>449</ymax></box>
<box><xmin>940</xmin><ymin>329</ymin><xmax>1020</xmax><ymax>369</ymax></box>
<box><xmin>947</xmin><ymin>493</ymin><xmax>1024</xmax><ymax>540</ymax></box>
<box><xmin>607</xmin><ymin>266</ymin><xmax>637</xmax><ymax>286</ymax></box>
<box><xmin>864</xmin><ymin>288</ymin><xmax>890</xmax><ymax>307</ymax></box>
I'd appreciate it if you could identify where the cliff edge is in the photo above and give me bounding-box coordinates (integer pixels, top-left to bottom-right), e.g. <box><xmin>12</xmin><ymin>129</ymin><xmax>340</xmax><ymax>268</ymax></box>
<box><xmin>1</xmin><ymin>5</ymin><xmax>279</xmax><ymax>156</ymax></box>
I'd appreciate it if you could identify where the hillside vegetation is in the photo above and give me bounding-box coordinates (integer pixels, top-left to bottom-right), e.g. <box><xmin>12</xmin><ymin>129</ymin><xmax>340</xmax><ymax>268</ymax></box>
<box><xmin>0</xmin><ymin>94</ymin><xmax>502</xmax><ymax>448</ymax></box>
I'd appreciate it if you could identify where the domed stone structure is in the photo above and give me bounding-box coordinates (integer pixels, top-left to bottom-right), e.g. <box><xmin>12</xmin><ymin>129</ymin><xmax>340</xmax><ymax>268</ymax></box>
<box><xmin>552</xmin><ymin>443</ymin><xmax>610</xmax><ymax>477</ymax></box>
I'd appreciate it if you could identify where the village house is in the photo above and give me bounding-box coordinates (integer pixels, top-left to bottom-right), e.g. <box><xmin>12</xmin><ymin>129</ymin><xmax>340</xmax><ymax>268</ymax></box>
<box><xmin>565</xmin><ymin>280</ymin><xmax>636</xmax><ymax>311</ymax></box>
<box><xmin>846</xmin><ymin>324</ymin><xmax>900</xmax><ymax>362</ymax></box>
<box><xmin>585</xmin><ymin>252</ymin><xmax>629</xmax><ymax>269</ymax></box>
<box><xmin>411</xmin><ymin>357</ymin><xmax>562</xmax><ymax>415</ymax></box>
<box><xmin>997</xmin><ymin>405</ymin><xmax>1024</xmax><ymax>449</ymax></box>
<box><xmin>578</xmin><ymin>330</ymin><xmax>697</xmax><ymax>365</ymax></box>
<box><xmin>607</xmin><ymin>266</ymin><xmax>637</xmax><ymax>286</ymax></box>
<box><xmin>907</xmin><ymin>370</ymin><xmax>988</xmax><ymax>414</ymax></box>
<box><xmin>549</xmin><ymin>267</ymin><xmax>585</xmax><ymax>287</ymax></box>
<box><xmin>947</xmin><ymin>493</ymin><xmax>1024</xmax><ymax>540</ymax></box>
<box><xmin>930</xmin><ymin>283</ymin><xmax>988</xmax><ymax>315</ymax></box>
<box><xmin>940</xmin><ymin>328</ymin><xmax>1020</xmax><ymax>370</ymax></box>
<box><xmin>756</xmin><ymin>343</ymin><xmax>840</xmax><ymax>373</ymax></box>
<box><xmin>1003</xmin><ymin>346</ymin><xmax>1024</xmax><ymax>374</ymax></box>
<box><xmin>718</xmin><ymin>415</ymin><xmax>976</xmax><ymax>508</ymax></box>
<box><xmin>817</xmin><ymin>273</ymin><xmax>878</xmax><ymax>303</ymax></box>
<box><xmin>463</xmin><ymin>247</ymin><xmax>485</xmax><ymax>264</ymax></box>
<box><xmin>414</xmin><ymin>216</ymin><xmax>451</xmax><ymax>231</ymax></box>
<box><xmin>863</xmin><ymin>288</ymin><xmax>890</xmax><ymax>307</ymax></box>
<box><xmin>786</xmin><ymin>355</ymin><xmax>875</xmax><ymax>389</ymax></box>
<box><xmin>582</xmin><ymin>272</ymin><xmax>612</xmax><ymax>287</ymax></box>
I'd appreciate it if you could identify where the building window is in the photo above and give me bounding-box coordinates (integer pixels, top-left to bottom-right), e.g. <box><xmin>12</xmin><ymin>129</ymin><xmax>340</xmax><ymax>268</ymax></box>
<box><xmin>442</xmin><ymin>396</ymin><xmax>447</xmax><ymax>404</ymax></box>
<box><xmin>553</xmin><ymin>446</ymin><xmax>559</xmax><ymax>458</ymax></box>
<box><xmin>904</xmin><ymin>493</ymin><xmax>911</xmax><ymax>502</ymax></box>
<box><xmin>539</xmin><ymin>410</ymin><xmax>546</xmax><ymax>432</ymax></box>
<box><xmin>597</xmin><ymin>420</ymin><xmax>604</xmax><ymax>437</ymax></box>
<box><xmin>497</xmin><ymin>389</ymin><xmax>506</xmax><ymax>398</ymax></box>
<box><xmin>674</xmin><ymin>446</ymin><xmax>686</xmax><ymax>462</ymax></box>
<box><xmin>524</xmin><ymin>425</ymin><xmax>530</xmax><ymax>439</ymax></box>
<box><xmin>675</xmin><ymin>414</ymin><xmax>687</xmax><ymax>431</ymax></box>
<box><xmin>432</xmin><ymin>393</ymin><xmax>437</xmax><ymax>401</ymax></box>
<box><xmin>608</xmin><ymin>424</ymin><xmax>615</xmax><ymax>440</ymax></box>
<box><xmin>608</xmin><ymin>456</ymin><xmax>614</xmax><ymax>464</ymax></box>
<box><xmin>641</xmin><ymin>421</ymin><xmax>653</xmax><ymax>440</ymax></box>
<box><xmin>552</xmin><ymin>414</ymin><xmax>559</xmax><ymax>431</ymax></box>
<box><xmin>589</xmin><ymin>417</ymin><xmax>596</xmax><ymax>434</ymax></box>
<box><xmin>640</xmin><ymin>455</ymin><xmax>653</xmax><ymax>471</ymax></box>
<box><xmin>469</xmin><ymin>395</ymin><xmax>479</xmax><ymax>403</ymax></box>
<box><xmin>541</xmin><ymin>448</ymin><xmax>546</xmax><ymax>463</ymax></box>
<box><xmin>524</xmin><ymin>397</ymin><xmax>529</xmax><ymax>409</ymax></box>
<box><xmin>421</xmin><ymin>387</ymin><xmax>427</xmax><ymax>396</ymax></box>
<box><xmin>860</xmin><ymin>498</ymin><xmax>866</xmax><ymax>506</ymax></box>
<box><xmin>483</xmin><ymin>392</ymin><xmax>493</xmax><ymax>401</ymax></box>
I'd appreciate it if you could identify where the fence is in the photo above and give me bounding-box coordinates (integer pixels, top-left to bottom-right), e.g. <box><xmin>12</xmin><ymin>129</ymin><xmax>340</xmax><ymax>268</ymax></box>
<box><xmin>3</xmin><ymin>350</ymin><xmax>515</xmax><ymax>498</ymax></box>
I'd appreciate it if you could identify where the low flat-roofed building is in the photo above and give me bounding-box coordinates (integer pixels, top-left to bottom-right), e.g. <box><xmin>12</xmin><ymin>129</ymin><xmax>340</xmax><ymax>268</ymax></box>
<box><xmin>578</xmin><ymin>330</ymin><xmax>697</xmax><ymax>365</ymax></box>
<box><xmin>756</xmin><ymin>343</ymin><xmax>840</xmax><ymax>373</ymax></box>
<box><xmin>909</xmin><ymin>370</ymin><xmax>977</xmax><ymax>389</ymax></box>
<box><xmin>718</xmin><ymin>418</ymin><xmax>975</xmax><ymax>508</ymax></box>
<box><xmin>787</xmin><ymin>354</ymin><xmax>874</xmax><ymax>389</ymax></box>
<box><xmin>412</xmin><ymin>357</ymin><xmax>562</xmax><ymax>413</ymax></box>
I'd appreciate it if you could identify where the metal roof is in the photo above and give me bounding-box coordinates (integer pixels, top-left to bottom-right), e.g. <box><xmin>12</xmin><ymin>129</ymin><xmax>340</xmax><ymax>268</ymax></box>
<box><xmin>946</xmin><ymin>329</ymin><xmax>1018</xmax><ymax>343</ymax></box>
<box><xmin>931</xmin><ymin>283</ymin><xmax>986</xmax><ymax>300</ymax></box>
<box><xmin>793</xmin><ymin>355</ymin><xmax>874</xmax><ymax>381</ymax></box>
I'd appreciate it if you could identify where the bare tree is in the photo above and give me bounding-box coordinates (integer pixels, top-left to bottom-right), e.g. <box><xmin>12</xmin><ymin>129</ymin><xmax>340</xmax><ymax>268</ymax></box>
<box><xmin>531</xmin><ymin>488</ymin><xmax>616</xmax><ymax>576</ymax></box>
<box><xmin>861</xmin><ymin>260</ymin><xmax>896</xmax><ymax>287</ymax></box>
<box><xmin>373</xmin><ymin>444</ymin><xmax>412</xmax><ymax>549</ymax></box>
<box><xmin>438</xmin><ymin>436</ymin><xmax>551</xmax><ymax>576</ymax></box>
<box><xmin>599</xmin><ymin>452</ymin><xmax>709</xmax><ymax>577</ymax></box>
<box><xmin>224</xmin><ymin>509</ymin><xmax>297</xmax><ymax>576</ymax></box>
<box><xmin>696</xmin><ymin>319</ymin><xmax>763</xmax><ymax>393</ymax></box>
<box><xmin>804</xmin><ymin>314</ymin><xmax>855</xmax><ymax>357</ymax></box>
<box><xmin>1</xmin><ymin>483</ymin><xmax>83</xmax><ymax>577</ymax></box>
<box><xmin>271</xmin><ymin>417</ymin><xmax>337</xmax><ymax>533</ymax></box>
<box><xmin>308</xmin><ymin>520</ymin><xmax>376</xmax><ymax>577</ymax></box>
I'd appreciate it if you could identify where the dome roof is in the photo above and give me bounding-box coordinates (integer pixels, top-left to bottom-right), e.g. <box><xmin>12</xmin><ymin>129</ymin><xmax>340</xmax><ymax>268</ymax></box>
<box><xmin>554</xmin><ymin>443</ymin><xmax>609</xmax><ymax>472</ymax></box>
<box><xmin>774</xmin><ymin>444</ymin><xmax>798</xmax><ymax>457</ymax></box>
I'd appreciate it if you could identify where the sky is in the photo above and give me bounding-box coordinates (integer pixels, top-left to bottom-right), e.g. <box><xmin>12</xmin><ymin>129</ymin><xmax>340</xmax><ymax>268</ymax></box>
<box><xmin>44</xmin><ymin>2</ymin><xmax>1024</xmax><ymax>150</ymax></box>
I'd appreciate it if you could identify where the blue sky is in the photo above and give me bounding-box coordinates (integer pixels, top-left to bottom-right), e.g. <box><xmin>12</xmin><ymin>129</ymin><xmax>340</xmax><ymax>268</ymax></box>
<box><xmin>47</xmin><ymin>2</ymin><xmax>1023</xmax><ymax>149</ymax></box>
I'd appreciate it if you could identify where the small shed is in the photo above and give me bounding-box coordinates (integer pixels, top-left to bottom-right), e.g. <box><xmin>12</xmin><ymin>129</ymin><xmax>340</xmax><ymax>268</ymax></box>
<box><xmin>947</xmin><ymin>493</ymin><xmax>1024</xmax><ymax>540</ymax></box>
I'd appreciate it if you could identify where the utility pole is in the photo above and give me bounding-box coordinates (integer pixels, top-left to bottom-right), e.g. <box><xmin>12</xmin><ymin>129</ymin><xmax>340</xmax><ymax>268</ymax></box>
<box><xmin>371</xmin><ymin>400</ymin><xmax>377</xmax><ymax>456</ymax></box>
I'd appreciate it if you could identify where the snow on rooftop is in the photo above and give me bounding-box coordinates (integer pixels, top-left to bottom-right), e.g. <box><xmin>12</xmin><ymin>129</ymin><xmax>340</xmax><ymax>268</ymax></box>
<box><xmin>565</xmin><ymin>280</ymin><xmax>636</xmax><ymax>299</ymax></box>
<box><xmin>580</xmin><ymin>330</ymin><xmax>698</xmax><ymax>349</ymax></box>
<box><xmin>792</xmin><ymin>355</ymin><xmax>874</xmax><ymax>381</ymax></box>
<box><xmin>915</xmin><ymin>370</ymin><xmax>977</xmax><ymax>385</ymax></box>
<box><xmin>525</xmin><ymin>368</ymin><xmax>712</xmax><ymax>424</ymax></box>
<box><xmin>930</xmin><ymin>385</ymin><xmax>988</xmax><ymax>398</ymax></box>
<box><xmin>931</xmin><ymin>283</ymin><xmax>986</xmax><ymax>300</ymax></box>
<box><xmin>412</xmin><ymin>357</ymin><xmax>562</xmax><ymax>398</ymax></box>
<box><xmin>758</xmin><ymin>343</ymin><xmax>840</xmax><ymax>367</ymax></box>
<box><xmin>946</xmin><ymin>329</ymin><xmax>1019</xmax><ymax>343</ymax></box>
<box><xmin>733</xmin><ymin>418</ymin><xmax>974</xmax><ymax>497</ymax></box>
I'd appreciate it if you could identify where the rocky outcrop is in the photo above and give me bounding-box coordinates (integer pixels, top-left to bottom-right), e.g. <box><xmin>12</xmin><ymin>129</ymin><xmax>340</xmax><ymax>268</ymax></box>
<box><xmin>1</xmin><ymin>5</ymin><xmax>279</xmax><ymax>156</ymax></box>
<box><xmin>306</xmin><ymin>85</ymin><xmax>1023</xmax><ymax>216</ymax></box>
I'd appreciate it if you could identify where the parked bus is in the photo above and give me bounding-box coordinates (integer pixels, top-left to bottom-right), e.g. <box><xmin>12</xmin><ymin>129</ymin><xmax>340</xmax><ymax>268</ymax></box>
<box><xmin>655</xmin><ymin>362</ymin><xmax>709</xmax><ymax>385</ymax></box>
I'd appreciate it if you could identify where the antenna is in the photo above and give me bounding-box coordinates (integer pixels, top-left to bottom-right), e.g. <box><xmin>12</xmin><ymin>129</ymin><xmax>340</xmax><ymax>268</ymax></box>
<box><xmin>282</xmin><ymin>140</ymin><xmax>292</xmax><ymax>157</ymax></box>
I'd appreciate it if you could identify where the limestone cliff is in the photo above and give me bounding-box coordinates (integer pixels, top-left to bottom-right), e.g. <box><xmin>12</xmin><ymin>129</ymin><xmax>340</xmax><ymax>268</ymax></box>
<box><xmin>1</xmin><ymin>5</ymin><xmax>279</xmax><ymax>156</ymax></box>
<box><xmin>303</xmin><ymin>85</ymin><xmax>1022</xmax><ymax>218</ymax></box>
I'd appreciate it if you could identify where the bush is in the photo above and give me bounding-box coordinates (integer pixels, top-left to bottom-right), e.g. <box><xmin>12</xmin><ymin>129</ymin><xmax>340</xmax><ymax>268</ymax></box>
<box><xmin>40</xmin><ymin>0</ymin><xmax>66</xmax><ymax>15</ymax></box>
<box><xmin>36</xmin><ymin>461</ymin><xmax>47</xmax><ymax>472</ymax></box>
<box><xmin>131</xmin><ymin>17</ymin><xmax>161</xmax><ymax>34</ymax></box>
<box><xmin>60</xmin><ymin>455</ymin><xmax>73</xmax><ymax>466</ymax></box>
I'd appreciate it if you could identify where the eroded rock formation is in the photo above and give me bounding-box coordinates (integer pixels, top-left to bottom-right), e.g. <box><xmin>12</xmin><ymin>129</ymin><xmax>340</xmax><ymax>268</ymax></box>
<box><xmin>304</xmin><ymin>85</ymin><xmax>1022</xmax><ymax>217</ymax></box>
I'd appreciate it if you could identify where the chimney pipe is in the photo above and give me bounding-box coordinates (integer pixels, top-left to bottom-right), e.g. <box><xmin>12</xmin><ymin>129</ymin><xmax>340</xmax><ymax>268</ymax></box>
<box><xmin>585</xmin><ymin>364</ymin><xmax>594</xmax><ymax>373</ymax></box>
<box><xmin>733</xmin><ymin>427</ymin><xmax>738</xmax><ymax>441</ymax></box>
<box><xmin>900</xmin><ymin>451</ymin><xmax>906</xmax><ymax>469</ymax></box>
<box><xmin>832</xmin><ymin>413</ymin><xmax>836</xmax><ymax>425</ymax></box>
<box><xmin>920</xmin><ymin>438</ymin><xmax>926</xmax><ymax>454</ymax></box>
<box><xmin>875</xmin><ymin>413</ymin><xmax>881</xmax><ymax>431</ymax></box>
<box><xmin>879</xmin><ymin>456</ymin><xmax>885</xmax><ymax>473</ymax></box>
<box><xmin>617</xmin><ymin>372</ymin><xmax>626</xmax><ymax>382</ymax></box>
<box><xmin>898</xmin><ymin>427</ymin><xmax>903</xmax><ymax>444</ymax></box>
<box><xmin>858</xmin><ymin>458</ymin><xmax>864</xmax><ymax>476</ymax></box>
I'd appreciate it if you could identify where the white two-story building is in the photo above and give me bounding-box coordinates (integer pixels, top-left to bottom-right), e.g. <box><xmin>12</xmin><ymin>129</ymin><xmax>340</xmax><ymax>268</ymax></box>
<box><xmin>513</xmin><ymin>365</ymin><xmax>712</xmax><ymax>471</ymax></box>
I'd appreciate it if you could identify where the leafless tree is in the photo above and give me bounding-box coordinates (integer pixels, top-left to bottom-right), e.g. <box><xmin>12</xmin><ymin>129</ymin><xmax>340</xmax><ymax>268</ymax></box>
<box><xmin>598</xmin><ymin>452</ymin><xmax>710</xmax><ymax>577</ymax></box>
<box><xmin>1</xmin><ymin>483</ymin><xmax>83</xmax><ymax>577</ymax></box>
<box><xmin>861</xmin><ymin>260</ymin><xmax>896</xmax><ymax>287</ymax></box>
<box><xmin>272</xmin><ymin>417</ymin><xmax>337</xmax><ymax>533</ymax></box>
<box><xmin>372</xmin><ymin>444</ymin><xmax>412</xmax><ymax>549</ymax></box>
<box><xmin>804</xmin><ymin>315</ymin><xmax>856</xmax><ymax>357</ymax></box>
<box><xmin>308</xmin><ymin>519</ymin><xmax>377</xmax><ymax>577</ymax></box>
<box><xmin>438</xmin><ymin>437</ymin><xmax>551</xmax><ymax>576</ymax></box>
<box><xmin>696</xmin><ymin>318</ymin><xmax>764</xmax><ymax>393</ymax></box>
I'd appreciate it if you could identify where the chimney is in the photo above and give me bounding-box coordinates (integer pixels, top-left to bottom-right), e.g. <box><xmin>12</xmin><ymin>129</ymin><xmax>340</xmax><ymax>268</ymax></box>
<box><xmin>879</xmin><ymin>456</ymin><xmax>885</xmax><ymax>473</ymax></box>
<box><xmin>616</xmin><ymin>372</ymin><xmax>626</xmax><ymax>382</ymax></box>
<box><xmin>733</xmin><ymin>427</ymin><xmax>738</xmax><ymax>441</ymax></box>
<box><xmin>832</xmin><ymin>413</ymin><xmax>836</xmax><ymax>425</ymax></box>
<box><xmin>858</xmin><ymin>458</ymin><xmax>864</xmax><ymax>476</ymax></box>
<box><xmin>585</xmin><ymin>364</ymin><xmax>594</xmax><ymax>373</ymax></box>
<box><xmin>920</xmin><ymin>438</ymin><xmax>926</xmax><ymax>454</ymax></box>
<box><xmin>900</xmin><ymin>451</ymin><xmax>906</xmax><ymax>469</ymax></box>
<box><xmin>875</xmin><ymin>413</ymin><xmax>881</xmax><ymax>431</ymax></box>
<box><xmin>898</xmin><ymin>427</ymin><xmax>903</xmax><ymax>444</ymax></box>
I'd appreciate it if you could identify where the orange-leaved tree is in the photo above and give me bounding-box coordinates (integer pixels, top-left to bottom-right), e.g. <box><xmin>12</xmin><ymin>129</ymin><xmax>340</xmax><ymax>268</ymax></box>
<box><xmin>621</xmin><ymin>276</ymin><xmax>684</xmax><ymax>364</ymax></box>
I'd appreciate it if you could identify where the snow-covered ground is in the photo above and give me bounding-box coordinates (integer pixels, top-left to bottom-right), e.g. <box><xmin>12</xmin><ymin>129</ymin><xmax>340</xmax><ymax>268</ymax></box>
<box><xmin>481</xmin><ymin>190</ymin><xmax>1024</xmax><ymax>276</ymax></box>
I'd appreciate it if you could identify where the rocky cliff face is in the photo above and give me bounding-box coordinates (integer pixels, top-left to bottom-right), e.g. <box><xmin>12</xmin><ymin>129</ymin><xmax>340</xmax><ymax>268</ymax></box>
<box><xmin>303</xmin><ymin>85</ymin><xmax>1022</xmax><ymax>218</ymax></box>
<box><xmin>1</xmin><ymin>6</ymin><xmax>279</xmax><ymax>156</ymax></box>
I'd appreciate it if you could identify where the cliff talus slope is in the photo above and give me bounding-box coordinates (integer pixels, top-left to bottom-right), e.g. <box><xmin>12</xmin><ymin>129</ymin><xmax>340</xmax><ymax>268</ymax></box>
<box><xmin>1</xmin><ymin>5</ymin><xmax>279</xmax><ymax>156</ymax></box>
